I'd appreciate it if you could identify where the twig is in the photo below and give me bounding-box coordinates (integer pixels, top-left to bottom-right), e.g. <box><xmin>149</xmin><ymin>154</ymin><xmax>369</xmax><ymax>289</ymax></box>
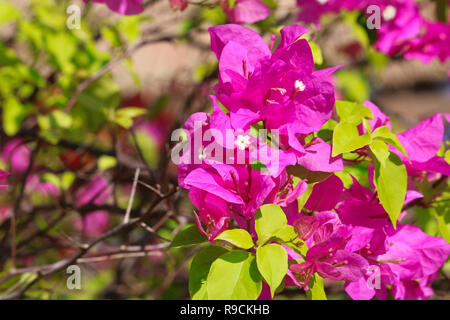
<box><xmin>0</xmin><ymin>186</ymin><xmax>177</xmax><ymax>300</ymax></box>
<box><xmin>123</xmin><ymin>168</ymin><xmax>141</xmax><ymax>224</ymax></box>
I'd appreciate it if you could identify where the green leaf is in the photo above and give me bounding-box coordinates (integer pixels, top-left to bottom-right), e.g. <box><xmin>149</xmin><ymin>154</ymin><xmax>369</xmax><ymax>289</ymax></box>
<box><xmin>189</xmin><ymin>246</ymin><xmax>228</xmax><ymax>300</ymax></box>
<box><xmin>201</xmin><ymin>7</ymin><xmax>227</xmax><ymax>25</ymax></box>
<box><xmin>332</xmin><ymin>122</ymin><xmax>372</xmax><ymax>157</ymax></box>
<box><xmin>132</xmin><ymin>131</ymin><xmax>159</xmax><ymax>168</ymax></box>
<box><xmin>40</xmin><ymin>173</ymin><xmax>60</xmax><ymax>189</ymax></box>
<box><xmin>274</xmin><ymin>225</ymin><xmax>298</xmax><ymax>242</ymax></box>
<box><xmin>112</xmin><ymin>107</ymin><xmax>146</xmax><ymax>129</ymax></box>
<box><xmin>60</xmin><ymin>172</ymin><xmax>75</xmax><ymax>190</ymax></box>
<box><xmin>0</xmin><ymin>1</ymin><xmax>20</xmax><ymax>26</ymax></box>
<box><xmin>372</xmin><ymin>126</ymin><xmax>408</xmax><ymax>158</ymax></box>
<box><xmin>334</xmin><ymin>170</ymin><xmax>354</xmax><ymax>189</ymax></box>
<box><xmin>3</xmin><ymin>97</ymin><xmax>30</xmax><ymax>136</ymax></box>
<box><xmin>445</xmin><ymin>150</ymin><xmax>450</xmax><ymax>165</ymax></box>
<box><xmin>256</xmin><ymin>244</ymin><xmax>288</xmax><ymax>297</ymax></box>
<box><xmin>101</xmin><ymin>27</ymin><xmax>122</xmax><ymax>47</ymax></box>
<box><xmin>309</xmin><ymin>41</ymin><xmax>323</xmax><ymax>65</ymax></box>
<box><xmin>98</xmin><ymin>155</ymin><xmax>117</xmax><ymax>170</ymax></box>
<box><xmin>40</xmin><ymin>172</ymin><xmax>75</xmax><ymax>191</ymax></box>
<box><xmin>436</xmin><ymin>0</ymin><xmax>448</xmax><ymax>22</ymax></box>
<box><xmin>255</xmin><ymin>204</ymin><xmax>287</xmax><ymax>245</ymax></box>
<box><xmin>215</xmin><ymin>229</ymin><xmax>254</xmax><ymax>249</ymax></box>
<box><xmin>169</xmin><ymin>224</ymin><xmax>207</xmax><ymax>248</ymax></box>
<box><xmin>45</xmin><ymin>33</ymin><xmax>77</xmax><ymax>74</ymax></box>
<box><xmin>228</xmin><ymin>0</ymin><xmax>237</xmax><ymax>9</ymax></box>
<box><xmin>335</xmin><ymin>100</ymin><xmax>373</xmax><ymax>125</ymax></box>
<box><xmin>371</xmin><ymin>144</ymin><xmax>407</xmax><ymax>228</ymax></box>
<box><xmin>117</xmin><ymin>16</ymin><xmax>143</xmax><ymax>44</ymax></box>
<box><xmin>49</xmin><ymin>110</ymin><xmax>72</xmax><ymax>129</ymax></box>
<box><xmin>251</xmin><ymin>161</ymin><xmax>268</xmax><ymax>172</ymax></box>
<box><xmin>336</xmin><ymin>69</ymin><xmax>370</xmax><ymax>103</ymax></box>
<box><xmin>207</xmin><ymin>251</ymin><xmax>262</xmax><ymax>300</ymax></box>
<box><xmin>370</xmin><ymin>140</ymin><xmax>389</xmax><ymax>163</ymax></box>
<box><xmin>305</xmin><ymin>274</ymin><xmax>327</xmax><ymax>300</ymax></box>
<box><xmin>295</xmin><ymin>178</ymin><xmax>314</xmax><ymax>211</ymax></box>
<box><xmin>431</xmin><ymin>206</ymin><xmax>450</xmax><ymax>242</ymax></box>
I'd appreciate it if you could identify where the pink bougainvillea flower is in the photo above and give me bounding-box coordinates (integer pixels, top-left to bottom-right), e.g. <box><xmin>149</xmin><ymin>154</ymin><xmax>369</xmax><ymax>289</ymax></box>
<box><xmin>404</xmin><ymin>21</ymin><xmax>450</xmax><ymax>64</ymax></box>
<box><xmin>395</xmin><ymin>113</ymin><xmax>450</xmax><ymax>177</ymax></box>
<box><xmin>397</xmin><ymin>114</ymin><xmax>443</xmax><ymax>163</ymax></box>
<box><xmin>296</xmin><ymin>137</ymin><xmax>344</xmax><ymax>173</ymax></box>
<box><xmin>85</xmin><ymin>0</ymin><xmax>144</xmax><ymax>15</ymax></box>
<box><xmin>183</xmin><ymin>163</ymin><xmax>275</xmax><ymax>219</ymax></box>
<box><xmin>290</xmin><ymin>232</ymin><xmax>368</xmax><ymax>288</ymax></box>
<box><xmin>1</xmin><ymin>138</ymin><xmax>31</xmax><ymax>173</ymax></box>
<box><xmin>296</xmin><ymin>0</ymin><xmax>423</xmax><ymax>56</ymax></box>
<box><xmin>208</xmin><ymin>24</ymin><xmax>342</xmax><ymax>173</ymax></box>
<box><xmin>345</xmin><ymin>224</ymin><xmax>450</xmax><ymax>300</ymax></box>
<box><xmin>296</xmin><ymin>0</ymin><xmax>363</xmax><ymax>26</ymax></box>
<box><xmin>223</xmin><ymin>0</ymin><xmax>271</xmax><ymax>24</ymax></box>
<box><xmin>304</xmin><ymin>174</ymin><xmax>344</xmax><ymax>212</ymax></box>
<box><xmin>189</xmin><ymin>187</ymin><xmax>232</xmax><ymax>241</ymax></box>
<box><xmin>76</xmin><ymin>210</ymin><xmax>110</xmax><ymax>237</ymax></box>
<box><xmin>176</xmin><ymin>96</ymin><xmax>308</xmax><ymax>224</ymax></box>
<box><xmin>296</xmin><ymin>0</ymin><xmax>447</xmax><ymax>64</ymax></box>
<box><xmin>369</xmin><ymin>0</ymin><xmax>423</xmax><ymax>56</ymax></box>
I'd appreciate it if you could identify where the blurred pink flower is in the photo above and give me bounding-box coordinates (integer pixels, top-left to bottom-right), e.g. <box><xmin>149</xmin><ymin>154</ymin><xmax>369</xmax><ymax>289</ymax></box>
<box><xmin>169</xmin><ymin>0</ymin><xmax>188</xmax><ymax>11</ymax></box>
<box><xmin>224</xmin><ymin>0</ymin><xmax>271</xmax><ymax>24</ymax></box>
<box><xmin>371</xmin><ymin>0</ymin><xmax>423</xmax><ymax>56</ymax></box>
<box><xmin>75</xmin><ymin>176</ymin><xmax>112</xmax><ymax>206</ymax></box>
<box><xmin>76</xmin><ymin>210</ymin><xmax>110</xmax><ymax>237</ymax></box>
<box><xmin>85</xmin><ymin>0</ymin><xmax>144</xmax><ymax>15</ymax></box>
<box><xmin>404</xmin><ymin>21</ymin><xmax>450</xmax><ymax>64</ymax></box>
<box><xmin>26</xmin><ymin>174</ymin><xmax>59</xmax><ymax>197</ymax></box>
<box><xmin>1</xmin><ymin>138</ymin><xmax>31</xmax><ymax>173</ymax></box>
<box><xmin>0</xmin><ymin>205</ymin><xmax>11</xmax><ymax>222</ymax></box>
<box><xmin>0</xmin><ymin>170</ymin><xmax>8</xmax><ymax>189</ymax></box>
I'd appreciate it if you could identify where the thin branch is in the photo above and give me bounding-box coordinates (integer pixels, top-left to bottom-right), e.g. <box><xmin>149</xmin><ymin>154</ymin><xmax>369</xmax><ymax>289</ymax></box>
<box><xmin>123</xmin><ymin>168</ymin><xmax>141</xmax><ymax>224</ymax></box>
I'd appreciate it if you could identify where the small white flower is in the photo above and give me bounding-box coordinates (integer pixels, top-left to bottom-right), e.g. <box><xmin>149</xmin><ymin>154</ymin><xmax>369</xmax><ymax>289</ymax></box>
<box><xmin>295</xmin><ymin>80</ymin><xmax>306</xmax><ymax>92</ymax></box>
<box><xmin>317</xmin><ymin>0</ymin><xmax>328</xmax><ymax>4</ymax></box>
<box><xmin>198</xmin><ymin>148</ymin><xmax>207</xmax><ymax>161</ymax></box>
<box><xmin>382</xmin><ymin>5</ymin><xmax>397</xmax><ymax>21</ymax></box>
<box><xmin>235</xmin><ymin>135</ymin><xmax>251</xmax><ymax>151</ymax></box>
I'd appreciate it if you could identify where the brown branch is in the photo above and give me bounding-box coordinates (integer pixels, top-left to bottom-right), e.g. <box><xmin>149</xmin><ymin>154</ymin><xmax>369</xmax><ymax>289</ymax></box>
<box><xmin>0</xmin><ymin>185</ymin><xmax>178</xmax><ymax>300</ymax></box>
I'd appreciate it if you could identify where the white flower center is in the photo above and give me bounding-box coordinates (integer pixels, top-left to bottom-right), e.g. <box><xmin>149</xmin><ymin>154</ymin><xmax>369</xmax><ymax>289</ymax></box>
<box><xmin>383</xmin><ymin>5</ymin><xmax>397</xmax><ymax>21</ymax></box>
<box><xmin>235</xmin><ymin>135</ymin><xmax>251</xmax><ymax>151</ymax></box>
<box><xmin>198</xmin><ymin>148</ymin><xmax>207</xmax><ymax>161</ymax></box>
<box><xmin>295</xmin><ymin>80</ymin><xmax>306</xmax><ymax>92</ymax></box>
<box><xmin>317</xmin><ymin>0</ymin><xmax>328</xmax><ymax>4</ymax></box>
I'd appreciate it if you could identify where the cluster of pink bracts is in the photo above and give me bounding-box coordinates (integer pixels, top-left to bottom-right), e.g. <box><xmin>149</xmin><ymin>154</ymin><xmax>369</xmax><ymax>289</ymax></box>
<box><xmin>296</xmin><ymin>0</ymin><xmax>450</xmax><ymax>65</ymax></box>
<box><xmin>84</xmin><ymin>0</ymin><xmax>272</xmax><ymax>25</ymax></box>
<box><xmin>174</xmin><ymin>24</ymin><xmax>450</xmax><ymax>300</ymax></box>
<box><xmin>85</xmin><ymin>0</ymin><xmax>450</xmax><ymax>67</ymax></box>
